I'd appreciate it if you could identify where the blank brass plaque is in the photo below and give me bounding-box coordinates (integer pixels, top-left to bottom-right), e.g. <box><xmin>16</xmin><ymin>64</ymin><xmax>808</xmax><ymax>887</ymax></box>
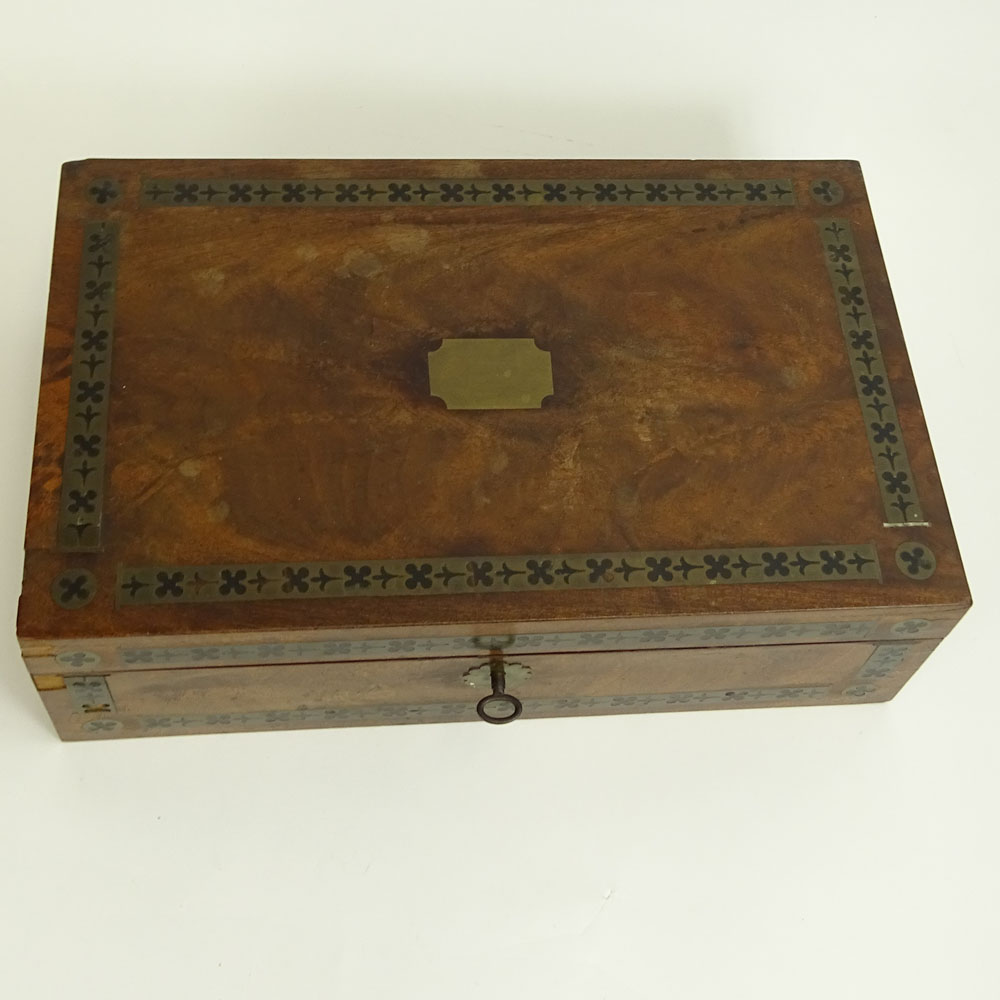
<box><xmin>428</xmin><ymin>338</ymin><xmax>554</xmax><ymax>410</ymax></box>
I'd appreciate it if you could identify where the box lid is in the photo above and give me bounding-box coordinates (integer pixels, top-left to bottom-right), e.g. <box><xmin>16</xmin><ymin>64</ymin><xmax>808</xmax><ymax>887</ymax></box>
<box><xmin>18</xmin><ymin>159</ymin><xmax>970</xmax><ymax>656</ymax></box>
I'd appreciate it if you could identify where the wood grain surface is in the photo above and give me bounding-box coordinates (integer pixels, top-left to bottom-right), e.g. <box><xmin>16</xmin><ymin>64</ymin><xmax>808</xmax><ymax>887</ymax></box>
<box><xmin>18</xmin><ymin>159</ymin><xmax>971</xmax><ymax>652</ymax></box>
<box><xmin>40</xmin><ymin>639</ymin><xmax>943</xmax><ymax>741</ymax></box>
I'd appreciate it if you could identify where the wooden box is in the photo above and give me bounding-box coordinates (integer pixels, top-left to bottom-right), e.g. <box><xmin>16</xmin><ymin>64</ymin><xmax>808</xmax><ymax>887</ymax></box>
<box><xmin>17</xmin><ymin>158</ymin><xmax>971</xmax><ymax>740</ymax></box>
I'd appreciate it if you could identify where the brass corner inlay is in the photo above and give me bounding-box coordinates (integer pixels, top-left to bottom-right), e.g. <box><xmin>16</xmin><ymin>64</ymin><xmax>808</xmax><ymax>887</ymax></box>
<box><xmin>842</xmin><ymin>642</ymin><xmax>911</xmax><ymax>697</ymax></box>
<box><xmin>811</xmin><ymin>179</ymin><xmax>844</xmax><ymax>205</ymax></box>
<box><xmin>51</xmin><ymin>568</ymin><xmax>98</xmax><ymax>609</ymax></box>
<box><xmin>428</xmin><ymin>338</ymin><xmax>554</xmax><ymax>410</ymax></box>
<box><xmin>895</xmin><ymin>541</ymin><xmax>936</xmax><ymax>580</ymax></box>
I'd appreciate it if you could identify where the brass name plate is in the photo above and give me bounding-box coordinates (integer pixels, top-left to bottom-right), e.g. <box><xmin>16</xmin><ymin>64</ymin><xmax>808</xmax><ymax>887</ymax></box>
<box><xmin>428</xmin><ymin>338</ymin><xmax>554</xmax><ymax>410</ymax></box>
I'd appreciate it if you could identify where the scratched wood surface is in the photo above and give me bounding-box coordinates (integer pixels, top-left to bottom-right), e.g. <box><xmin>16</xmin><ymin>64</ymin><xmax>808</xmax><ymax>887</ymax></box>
<box><xmin>18</xmin><ymin>159</ymin><xmax>970</xmax><ymax>650</ymax></box>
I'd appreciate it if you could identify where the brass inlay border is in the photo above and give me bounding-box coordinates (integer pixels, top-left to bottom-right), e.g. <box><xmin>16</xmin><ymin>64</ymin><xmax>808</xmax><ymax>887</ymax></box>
<box><xmin>116</xmin><ymin>619</ymin><xmax>891</xmax><ymax>666</ymax></box>
<box><xmin>55</xmin><ymin>179</ymin><xmax>918</xmax><ymax>613</ymax></box>
<box><xmin>855</xmin><ymin>643</ymin><xmax>909</xmax><ymax>680</ymax></box>
<box><xmin>843</xmin><ymin>643</ymin><xmax>911</xmax><ymax>697</ymax></box>
<box><xmin>80</xmin><ymin>686</ymin><xmax>833</xmax><ymax>734</ymax></box>
<box><xmin>818</xmin><ymin>218</ymin><xmax>923</xmax><ymax>525</ymax></box>
<box><xmin>140</xmin><ymin>178</ymin><xmax>797</xmax><ymax>208</ymax></box>
<box><xmin>117</xmin><ymin>545</ymin><xmax>880</xmax><ymax>606</ymax></box>
<box><xmin>58</xmin><ymin>221</ymin><xmax>119</xmax><ymax>550</ymax></box>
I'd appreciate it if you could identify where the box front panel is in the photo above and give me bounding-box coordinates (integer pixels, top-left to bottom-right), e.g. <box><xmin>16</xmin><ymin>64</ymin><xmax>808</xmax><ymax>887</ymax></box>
<box><xmin>37</xmin><ymin>640</ymin><xmax>936</xmax><ymax>740</ymax></box>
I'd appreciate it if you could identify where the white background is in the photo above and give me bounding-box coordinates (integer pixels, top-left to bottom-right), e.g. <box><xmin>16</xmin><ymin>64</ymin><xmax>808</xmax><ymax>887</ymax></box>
<box><xmin>0</xmin><ymin>2</ymin><xmax>996</xmax><ymax>997</ymax></box>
